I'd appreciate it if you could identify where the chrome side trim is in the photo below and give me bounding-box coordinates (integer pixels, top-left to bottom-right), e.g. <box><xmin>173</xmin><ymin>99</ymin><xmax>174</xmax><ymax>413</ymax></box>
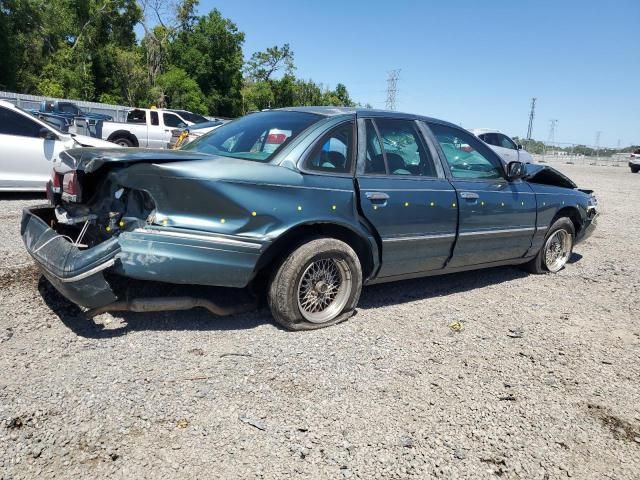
<box><xmin>43</xmin><ymin>258</ymin><xmax>117</xmax><ymax>283</ymax></box>
<box><xmin>459</xmin><ymin>227</ymin><xmax>536</xmax><ymax>237</ymax></box>
<box><xmin>133</xmin><ymin>228</ymin><xmax>264</xmax><ymax>250</ymax></box>
<box><xmin>382</xmin><ymin>233</ymin><xmax>456</xmax><ymax>243</ymax></box>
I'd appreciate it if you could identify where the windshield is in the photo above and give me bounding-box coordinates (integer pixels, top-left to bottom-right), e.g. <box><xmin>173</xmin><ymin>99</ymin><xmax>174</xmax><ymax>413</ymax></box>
<box><xmin>173</xmin><ymin>110</ymin><xmax>208</xmax><ymax>124</ymax></box>
<box><xmin>182</xmin><ymin>111</ymin><xmax>321</xmax><ymax>161</ymax></box>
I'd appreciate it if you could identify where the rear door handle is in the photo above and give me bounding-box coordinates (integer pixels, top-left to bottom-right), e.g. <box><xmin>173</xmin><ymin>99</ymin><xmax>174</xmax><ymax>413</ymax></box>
<box><xmin>460</xmin><ymin>191</ymin><xmax>479</xmax><ymax>200</ymax></box>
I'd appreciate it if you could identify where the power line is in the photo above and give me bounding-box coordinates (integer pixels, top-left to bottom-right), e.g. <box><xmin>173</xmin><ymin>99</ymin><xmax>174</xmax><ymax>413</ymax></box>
<box><xmin>526</xmin><ymin>97</ymin><xmax>536</xmax><ymax>140</ymax></box>
<box><xmin>385</xmin><ymin>69</ymin><xmax>400</xmax><ymax>111</ymax></box>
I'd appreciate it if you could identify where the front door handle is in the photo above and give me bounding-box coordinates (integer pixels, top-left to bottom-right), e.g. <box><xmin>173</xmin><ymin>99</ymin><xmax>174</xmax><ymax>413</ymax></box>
<box><xmin>365</xmin><ymin>192</ymin><xmax>389</xmax><ymax>202</ymax></box>
<box><xmin>460</xmin><ymin>191</ymin><xmax>479</xmax><ymax>200</ymax></box>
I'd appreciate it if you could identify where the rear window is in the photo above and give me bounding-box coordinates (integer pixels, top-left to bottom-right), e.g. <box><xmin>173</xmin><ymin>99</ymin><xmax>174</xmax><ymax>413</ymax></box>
<box><xmin>183</xmin><ymin>111</ymin><xmax>321</xmax><ymax>162</ymax></box>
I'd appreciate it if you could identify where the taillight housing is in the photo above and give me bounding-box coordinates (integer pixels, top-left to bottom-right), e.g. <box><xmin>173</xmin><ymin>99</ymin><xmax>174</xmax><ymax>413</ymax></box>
<box><xmin>61</xmin><ymin>171</ymin><xmax>82</xmax><ymax>202</ymax></box>
<box><xmin>51</xmin><ymin>170</ymin><xmax>62</xmax><ymax>193</ymax></box>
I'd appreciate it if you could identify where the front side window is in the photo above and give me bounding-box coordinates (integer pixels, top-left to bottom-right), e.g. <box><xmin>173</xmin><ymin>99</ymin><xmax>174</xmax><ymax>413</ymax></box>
<box><xmin>163</xmin><ymin>113</ymin><xmax>185</xmax><ymax>128</ymax></box>
<box><xmin>183</xmin><ymin>111</ymin><xmax>322</xmax><ymax>162</ymax></box>
<box><xmin>429</xmin><ymin>123</ymin><xmax>503</xmax><ymax>179</ymax></box>
<box><xmin>498</xmin><ymin>134</ymin><xmax>517</xmax><ymax>150</ymax></box>
<box><xmin>364</xmin><ymin>118</ymin><xmax>436</xmax><ymax>176</ymax></box>
<box><xmin>0</xmin><ymin>107</ymin><xmax>43</xmax><ymax>138</ymax></box>
<box><xmin>303</xmin><ymin>122</ymin><xmax>353</xmax><ymax>174</ymax></box>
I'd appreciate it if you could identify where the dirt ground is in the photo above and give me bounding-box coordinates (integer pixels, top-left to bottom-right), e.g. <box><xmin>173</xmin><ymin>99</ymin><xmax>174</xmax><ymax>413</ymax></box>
<box><xmin>1</xmin><ymin>164</ymin><xmax>639</xmax><ymax>479</ymax></box>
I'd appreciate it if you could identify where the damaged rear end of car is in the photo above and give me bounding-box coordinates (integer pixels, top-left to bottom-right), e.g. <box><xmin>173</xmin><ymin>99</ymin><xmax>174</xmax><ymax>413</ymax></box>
<box><xmin>22</xmin><ymin>147</ymin><xmax>271</xmax><ymax>312</ymax></box>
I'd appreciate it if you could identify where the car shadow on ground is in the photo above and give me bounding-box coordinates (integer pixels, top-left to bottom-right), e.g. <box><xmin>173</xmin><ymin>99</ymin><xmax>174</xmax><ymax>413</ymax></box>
<box><xmin>37</xmin><ymin>262</ymin><xmax>550</xmax><ymax>339</ymax></box>
<box><xmin>37</xmin><ymin>277</ymin><xmax>273</xmax><ymax>339</ymax></box>
<box><xmin>357</xmin><ymin>265</ymin><xmax>530</xmax><ymax>311</ymax></box>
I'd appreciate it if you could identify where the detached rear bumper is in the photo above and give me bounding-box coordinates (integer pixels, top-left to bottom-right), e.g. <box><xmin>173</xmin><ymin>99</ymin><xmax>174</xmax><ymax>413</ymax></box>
<box><xmin>21</xmin><ymin>206</ymin><xmax>120</xmax><ymax>308</ymax></box>
<box><xmin>21</xmin><ymin>206</ymin><xmax>269</xmax><ymax>310</ymax></box>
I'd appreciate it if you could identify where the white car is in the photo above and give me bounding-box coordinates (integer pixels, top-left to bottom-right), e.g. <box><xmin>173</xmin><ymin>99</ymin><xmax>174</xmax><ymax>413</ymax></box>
<box><xmin>0</xmin><ymin>100</ymin><xmax>118</xmax><ymax>191</ymax></box>
<box><xmin>469</xmin><ymin>129</ymin><xmax>535</xmax><ymax>165</ymax></box>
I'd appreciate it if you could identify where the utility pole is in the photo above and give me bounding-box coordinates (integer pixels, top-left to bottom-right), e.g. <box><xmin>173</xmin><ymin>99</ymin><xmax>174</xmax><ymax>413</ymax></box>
<box><xmin>526</xmin><ymin>97</ymin><xmax>536</xmax><ymax>140</ymax></box>
<box><xmin>385</xmin><ymin>69</ymin><xmax>400</xmax><ymax>111</ymax></box>
<box><xmin>595</xmin><ymin>131</ymin><xmax>601</xmax><ymax>160</ymax></box>
<box><xmin>547</xmin><ymin>119</ymin><xmax>558</xmax><ymax>145</ymax></box>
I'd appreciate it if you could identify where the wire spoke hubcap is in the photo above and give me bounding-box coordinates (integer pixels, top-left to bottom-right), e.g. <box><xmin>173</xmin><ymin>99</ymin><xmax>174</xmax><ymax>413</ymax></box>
<box><xmin>297</xmin><ymin>258</ymin><xmax>352</xmax><ymax>323</ymax></box>
<box><xmin>544</xmin><ymin>229</ymin><xmax>572</xmax><ymax>272</ymax></box>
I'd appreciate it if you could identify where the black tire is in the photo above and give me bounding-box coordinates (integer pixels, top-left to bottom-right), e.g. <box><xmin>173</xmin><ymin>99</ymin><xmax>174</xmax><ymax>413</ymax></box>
<box><xmin>631</xmin><ymin>166</ymin><xmax>639</xmax><ymax>173</ymax></box>
<box><xmin>112</xmin><ymin>137</ymin><xmax>133</xmax><ymax>147</ymax></box>
<box><xmin>523</xmin><ymin>217</ymin><xmax>575</xmax><ymax>274</ymax></box>
<box><xmin>267</xmin><ymin>238</ymin><xmax>362</xmax><ymax>331</ymax></box>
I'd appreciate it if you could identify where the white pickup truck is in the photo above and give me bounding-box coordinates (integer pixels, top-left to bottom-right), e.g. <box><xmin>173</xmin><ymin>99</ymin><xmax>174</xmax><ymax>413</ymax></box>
<box><xmin>101</xmin><ymin>108</ymin><xmax>208</xmax><ymax>148</ymax></box>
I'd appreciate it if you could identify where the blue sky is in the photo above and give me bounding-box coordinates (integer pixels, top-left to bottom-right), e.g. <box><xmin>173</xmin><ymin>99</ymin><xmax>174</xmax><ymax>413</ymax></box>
<box><xmin>196</xmin><ymin>0</ymin><xmax>638</xmax><ymax>146</ymax></box>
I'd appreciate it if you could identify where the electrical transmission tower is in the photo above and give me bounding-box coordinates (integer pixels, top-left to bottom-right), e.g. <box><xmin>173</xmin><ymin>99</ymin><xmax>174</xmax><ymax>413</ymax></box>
<box><xmin>526</xmin><ymin>97</ymin><xmax>536</xmax><ymax>139</ymax></box>
<box><xmin>385</xmin><ymin>69</ymin><xmax>400</xmax><ymax>111</ymax></box>
<box><xmin>595</xmin><ymin>131</ymin><xmax>601</xmax><ymax>158</ymax></box>
<box><xmin>547</xmin><ymin>119</ymin><xmax>558</xmax><ymax>145</ymax></box>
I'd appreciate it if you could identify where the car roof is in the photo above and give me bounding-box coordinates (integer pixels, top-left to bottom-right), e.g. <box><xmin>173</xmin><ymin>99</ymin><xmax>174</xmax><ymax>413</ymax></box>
<box><xmin>273</xmin><ymin>106</ymin><xmax>461</xmax><ymax>128</ymax></box>
<box><xmin>469</xmin><ymin>128</ymin><xmax>502</xmax><ymax>135</ymax></box>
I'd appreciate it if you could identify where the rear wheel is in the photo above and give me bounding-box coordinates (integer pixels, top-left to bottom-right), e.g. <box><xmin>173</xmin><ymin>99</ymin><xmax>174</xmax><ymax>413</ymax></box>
<box><xmin>268</xmin><ymin>238</ymin><xmax>362</xmax><ymax>330</ymax></box>
<box><xmin>523</xmin><ymin>217</ymin><xmax>575</xmax><ymax>274</ymax></box>
<box><xmin>112</xmin><ymin>137</ymin><xmax>133</xmax><ymax>147</ymax></box>
<box><xmin>631</xmin><ymin>166</ymin><xmax>639</xmax><ymax>173</ymax></box>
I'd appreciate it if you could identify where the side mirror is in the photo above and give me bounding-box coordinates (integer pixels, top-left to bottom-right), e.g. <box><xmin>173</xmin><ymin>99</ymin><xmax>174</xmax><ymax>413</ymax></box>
<box><xmin>38</xmin><ymin>127</ymin><xmax>58</xmax><ymax>141</ymax></box>
<box><xmin>517</xmin><ymin>144</ymin><xmax>523</xmax><ymax>150</ymax></box>
<box><xmin>506</xmin><ymin>161</ymin><xmax>526</xmax><ymax>180</ymax></box>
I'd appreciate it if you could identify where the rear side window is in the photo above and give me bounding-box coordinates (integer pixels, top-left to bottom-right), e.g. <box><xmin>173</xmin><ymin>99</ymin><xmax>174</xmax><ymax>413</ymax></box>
<box><xmin>429</xmin><ymin>123</ymin><xmax>503</xmax><ymax>179</ymax></box>
<box><xmin>127</xmin><ymin>109</ymin><xmax>146</xmax><ymax>123</ymax></box>
<box><xmin>150</xmin><ymin>111</ymin><xmax>159</xmax><ymax>126</ymax></box>
<box><xmin>303</xmin><ymin>122</ymin><xmax>353</xmax><ymax>174</ymax></box>
<box><xmin>0</xmin><ymin>107</ymin><xmax>43</xmax><ymax>138</ymax></box>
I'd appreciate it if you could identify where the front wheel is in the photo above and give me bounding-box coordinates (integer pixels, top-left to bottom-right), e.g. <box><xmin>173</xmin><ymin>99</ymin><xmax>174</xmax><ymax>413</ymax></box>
<box><xmin>523</xmin><ymin>217</ymin><xmax>575</xmax><ymax>274</ymax></box>
<box><xmin>268</xmin><ymin>238</ymin><xmax>362</xmax><ymax>330</ymax></box>
<box><xmin>631</xmin><ymin>166</ymin><xmax>639</xmax><ymax>173</ymax></box>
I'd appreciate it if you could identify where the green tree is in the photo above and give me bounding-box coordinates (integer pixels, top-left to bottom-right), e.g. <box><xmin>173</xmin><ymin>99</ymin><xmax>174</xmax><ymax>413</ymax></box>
<box><xmin>170</xmin><ymin>9</ymin><xmax>245</xmax><ymax>116</ymax></box>
<box><xmin>153</xmin><ymin>66</ymin><xmax>207</xmax><ymax>113</ymax></box>
<box><xmin>245</xmin><ymin>43</ymin><xmax>295</xmax><ymax>82</ymax></box>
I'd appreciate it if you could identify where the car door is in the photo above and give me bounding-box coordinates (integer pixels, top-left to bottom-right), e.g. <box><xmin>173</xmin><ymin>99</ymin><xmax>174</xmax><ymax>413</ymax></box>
<box><xmin>0</xmin><ymin>106</ymin><xmax>64</xmax><ymax>190</ymax></box>
<box><xmin>426</xmin><ymin>122</ymin><xmax>536</xmax><ymax>267</ymax></box>
<box><xmin>162</xmin><ymin>112</ymin><xmax>187</xmax><ymax>148</ymax></box>
<box><xmin>356</xmin><ymin>116</ymin><xmax>458</xmax><ymax>278</ymax></box>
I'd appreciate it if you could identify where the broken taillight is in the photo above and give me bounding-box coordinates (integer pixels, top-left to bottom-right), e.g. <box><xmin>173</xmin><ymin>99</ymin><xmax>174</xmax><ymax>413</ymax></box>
<box><xmin>62</xmin><ymin>171</ymin><xmax>82</xmax><ymax>202</ymax></box>
<box><xmin>51</xmin><ymin>170</ymin><xmax>62</xmax><ymax>193</ymax></box>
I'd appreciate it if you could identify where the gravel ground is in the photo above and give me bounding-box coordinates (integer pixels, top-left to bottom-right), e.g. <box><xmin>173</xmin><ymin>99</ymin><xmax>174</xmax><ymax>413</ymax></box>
<box><xmin>1</xmin><ymin>165</ymin><xmax>639</xmax><ymax>479</ymax></box>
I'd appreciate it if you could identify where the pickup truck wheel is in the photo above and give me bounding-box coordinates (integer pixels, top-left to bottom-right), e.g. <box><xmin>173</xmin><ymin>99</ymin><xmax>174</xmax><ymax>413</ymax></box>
<box><xmin>113</xmin><ymin>137</ymin><xmax>133</xmax><ymax>147</ymax></box>
<box><xmin>523</xmin><ymin>217</ymin><xmax>575</xmax><ymax>274</ymax></box>
<box><xmin>268</xmin><ymin>238</ymin><xmax>362</xmax><ymax>331</ymax></box>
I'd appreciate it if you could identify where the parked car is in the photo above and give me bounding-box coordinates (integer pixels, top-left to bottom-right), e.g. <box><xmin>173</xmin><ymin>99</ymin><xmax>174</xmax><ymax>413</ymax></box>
<box><xmin>629</xmin><ymin>148</ymin><xmax>640</xmax><ymax>173</ymax></box>
<box><xmin>21</xmin><ymin>108</ymin><xmax>598</xmax><ymax>330</ymax></box>
<box><xmin>470</xmin><ymin>129</ymin><xmax>535</xmax><ymax>165</ymax></box>
<box><xmin>33</xmin><ymin>100</ymin><xmax>113</xmax><ymax>122</ymax></box>
<box><xmin>0</xmin><ymin>100</ymin><xmax>118</xmax><ymax>191</ymax></box>
<box><xmin>168</xmin><ymin>120</ymin><xmax>225</xmax><ymax>149</ymax></box>
<box><xmin>101</xmin><ymin>108</ymin><xmax>201</xmax><ymax>148</ymax></box>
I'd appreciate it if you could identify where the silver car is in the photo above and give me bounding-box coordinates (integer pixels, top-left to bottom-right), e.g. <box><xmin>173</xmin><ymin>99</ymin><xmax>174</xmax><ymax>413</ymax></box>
<box><xmin>470</xmin><ymin>128</ymin><xmax>535</xmax><ymax>165</ymax></box>
<box><xmin>0</xmin><ymin>100</ymin><xmax>117</xmax><ymax>191</ymax></box>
